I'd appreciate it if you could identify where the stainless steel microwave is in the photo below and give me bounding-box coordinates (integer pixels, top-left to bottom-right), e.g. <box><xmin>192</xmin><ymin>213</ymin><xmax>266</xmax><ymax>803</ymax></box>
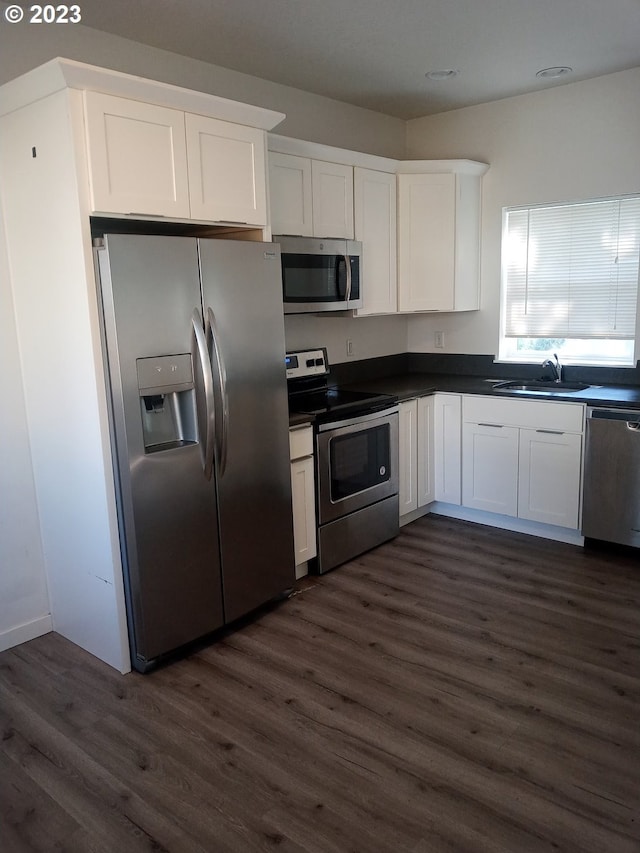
<box><xmin>275</xmin><ymin>236</ymin><xmax>362</xmax><ymax>313</ymax></box>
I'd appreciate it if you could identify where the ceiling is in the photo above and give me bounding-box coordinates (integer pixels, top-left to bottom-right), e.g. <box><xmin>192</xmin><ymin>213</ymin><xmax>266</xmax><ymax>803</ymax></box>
<box><xmin>26</xmin><ymin>0</ymin><xmax>640</xmax><ymax>119</ymax></box>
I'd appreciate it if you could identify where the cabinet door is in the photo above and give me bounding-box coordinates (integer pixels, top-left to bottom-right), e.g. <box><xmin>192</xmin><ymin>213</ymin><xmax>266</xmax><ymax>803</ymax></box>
<box><xmin>311</xmin><ymin>160</ymin><xmax>354</xmax><ymax>238</ymax></box>
<box><xmin>354</xmin><ymin>168</ymin><xmax>397</xmax><ymax>315</ymax></box>
<box><xmin>462</xmin><ymin>422</ymin><xmax>519</xmax><ymax>516</ymax></box>
<box><xmin>398</xmin><ymin>172</ymin><xmax>455</xmax><ymax>311</ymax></box>
<box><xmin>290</xmin><ymin>456</ymin><xmax>317</xmax><ymax>567</ymax></box>
<box><xmin>453</xmin><ymin>173</ymin><xmax>482</xmax><ymax>311</ymax></box>
<box><xmin>269</xmin><ymin>152</ymin><xmax>313</xmax><ymax>236</ymax></box>
<box><xmin>186</xmin><ymin>114</ymin><xmax>267</xmax><ymax>225</ymax></box>
<box><xmin>84</xmin><ymin>92</ymin><xmax>190</xmax><ymax>217</ymax></box>
<box><xmin>518</xmin><ymin>429</ymin><xmax>582</xmax><ymax>529</ymax></box>
<box><xmin>434</xmin><ymin>394</ymin><xmax>461</xmax><ymax>504</ymax></box>
<box><xmin>417</xmin><ymin>396</ymin><xmax>435</xmax><ymax>507</ymax></box>
<box><xmin>399</xmin><ymin>400</ymin><xmax>418</xmax><ymax>516</ymax></box>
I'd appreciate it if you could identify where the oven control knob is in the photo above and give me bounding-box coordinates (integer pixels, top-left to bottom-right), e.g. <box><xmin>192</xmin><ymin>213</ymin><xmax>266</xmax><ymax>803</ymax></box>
<box><xmin>379</xmin><ymin>465</ymin><xmax>386</xmax><ymax>476</ymax></box>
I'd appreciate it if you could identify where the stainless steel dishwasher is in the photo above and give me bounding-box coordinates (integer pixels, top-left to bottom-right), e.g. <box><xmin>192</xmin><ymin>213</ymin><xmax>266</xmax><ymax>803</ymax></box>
<box><xmin>582</xmin><ymin>407</ymin><xmax>640</xmax><ymax>547</ymax></box>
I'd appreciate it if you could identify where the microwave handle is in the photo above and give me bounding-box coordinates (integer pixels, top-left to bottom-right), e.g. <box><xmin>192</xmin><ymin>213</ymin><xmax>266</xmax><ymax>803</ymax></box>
<box><xmin>344</xmin><ymin>255</ymin><xmax>352</xmax><ymax>303</ymax></box>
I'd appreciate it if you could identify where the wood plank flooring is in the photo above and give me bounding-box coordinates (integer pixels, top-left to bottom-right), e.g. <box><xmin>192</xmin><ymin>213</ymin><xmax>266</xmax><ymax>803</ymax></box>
<box><xmin>1</xmin><ymin>514</ymin><xmax>639</xmax><ymax>852</ymax></box>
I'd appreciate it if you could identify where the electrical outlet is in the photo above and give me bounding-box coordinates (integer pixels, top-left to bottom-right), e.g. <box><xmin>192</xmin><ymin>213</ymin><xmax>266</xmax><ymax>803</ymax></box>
<box><xmin>434</xmin><ymin>330</ymin><xmax>445</xmax><ymax>349</ymax></box>
<box><xmin>346</xmin><ymin>339</ymin><xmax>355</xmax><ymax>358</ymax></box>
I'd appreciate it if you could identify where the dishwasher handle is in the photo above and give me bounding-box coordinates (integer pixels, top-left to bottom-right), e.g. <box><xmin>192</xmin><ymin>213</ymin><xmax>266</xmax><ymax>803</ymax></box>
<box><xmin>587</xmin><ymin>407</ymin><xmax>640</xmax><ymax>427</ymax></box>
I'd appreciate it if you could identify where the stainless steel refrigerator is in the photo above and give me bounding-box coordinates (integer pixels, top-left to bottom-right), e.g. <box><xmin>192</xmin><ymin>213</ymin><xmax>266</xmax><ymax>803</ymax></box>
<box><xmin>95</xmin><ymin>234</ymin><xmax>295</xmax><ymax>672</ymax></box>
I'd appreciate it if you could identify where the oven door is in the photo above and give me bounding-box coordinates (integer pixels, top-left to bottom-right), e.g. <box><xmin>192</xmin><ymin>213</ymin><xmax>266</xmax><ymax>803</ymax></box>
<box><xmin>316</xmin><ymin>408</ymin><xmax>399</xmax><ymax>525</ymax></box>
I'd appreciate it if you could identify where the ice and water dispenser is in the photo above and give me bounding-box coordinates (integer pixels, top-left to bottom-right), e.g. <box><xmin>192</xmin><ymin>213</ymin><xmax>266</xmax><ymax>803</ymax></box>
<box><xmin>136</xmin><ymin>354</ymin><xmax>198</xmax><ymax>452</ymax></box>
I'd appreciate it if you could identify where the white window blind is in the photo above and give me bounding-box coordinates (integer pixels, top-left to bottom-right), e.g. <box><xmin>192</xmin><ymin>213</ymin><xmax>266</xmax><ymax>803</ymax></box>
<box><xmin>503</xmin><ymin>196</ymin><xmax>640</xmax><ymax>339</ymax></box>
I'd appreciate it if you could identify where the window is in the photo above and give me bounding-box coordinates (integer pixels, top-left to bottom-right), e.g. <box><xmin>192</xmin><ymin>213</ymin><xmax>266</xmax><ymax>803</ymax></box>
<box><xmin>499</xmin><ymin>195</ymin><xmax>640</xmax><ymax>366</ymax></box>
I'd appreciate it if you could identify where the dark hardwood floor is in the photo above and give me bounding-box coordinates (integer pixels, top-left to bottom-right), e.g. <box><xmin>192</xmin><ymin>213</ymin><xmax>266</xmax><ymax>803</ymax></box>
<box><xmin>2</xmin><ymin>514</ymin><xmax>639</xmax><ymax>852</ymax></box>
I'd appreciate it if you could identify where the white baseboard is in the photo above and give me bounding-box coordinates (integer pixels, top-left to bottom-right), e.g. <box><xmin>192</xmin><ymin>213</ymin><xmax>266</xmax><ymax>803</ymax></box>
<box><xmin>425</xmin><ymin>502</ymin><xmax>585</xmax><ymax>546</ymax></box>
<box><xmin>0</xmin><ymin>614</ymin><xmax>53</xmax><ymax>653</ymax></box>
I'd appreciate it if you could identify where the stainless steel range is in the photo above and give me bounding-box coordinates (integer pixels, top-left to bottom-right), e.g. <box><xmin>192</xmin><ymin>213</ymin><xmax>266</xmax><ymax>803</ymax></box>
<box><xmin>287</xmin><ymin>348</ymin><xmax>399</xmax><ymax>574</ymax></box>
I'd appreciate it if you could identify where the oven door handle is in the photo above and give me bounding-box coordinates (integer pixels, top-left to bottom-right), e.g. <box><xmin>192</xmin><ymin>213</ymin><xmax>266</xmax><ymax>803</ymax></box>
<box><xmin>317</xmin><ymin>405</ymin><xmax>399</xmax><ymax>433</ymax></box>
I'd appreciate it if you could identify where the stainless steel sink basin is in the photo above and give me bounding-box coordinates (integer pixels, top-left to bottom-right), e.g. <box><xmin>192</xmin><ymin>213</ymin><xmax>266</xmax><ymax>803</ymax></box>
<box><xmin>493</xmin><ymin>380</ymin><xmax>591</xmax><ymax>394</ymax></box>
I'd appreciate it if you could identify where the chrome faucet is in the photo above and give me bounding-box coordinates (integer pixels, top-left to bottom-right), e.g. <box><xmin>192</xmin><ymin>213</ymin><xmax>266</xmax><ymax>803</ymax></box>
<box><xmin>541</xmin><ymin>353</ymin><xmax>563</xmax><ymax>382</ymax></box>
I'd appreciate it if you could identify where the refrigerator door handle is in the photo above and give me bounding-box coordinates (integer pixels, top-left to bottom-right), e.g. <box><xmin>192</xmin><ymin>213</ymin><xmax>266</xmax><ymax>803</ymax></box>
<box><xmin>191</xmin><ymin>309</ymin><xmax>216</xmax><ymax>480</ymax></box>
<box><xmin>206</xmin><ymin>307</ymin><xmax>229</xmax><ymax>477</ymax></box>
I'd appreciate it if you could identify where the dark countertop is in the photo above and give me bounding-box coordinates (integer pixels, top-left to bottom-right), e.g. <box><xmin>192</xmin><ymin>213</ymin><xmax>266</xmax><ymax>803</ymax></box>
<box><xmin>289</xmin><ymin>412</ymin><xmax>315</xmax><ymax>428</ymax></box>
<box><xmin>335</xmin><ymin>371</ymin><xmax>640</xmax><ymax>409</ymax></box>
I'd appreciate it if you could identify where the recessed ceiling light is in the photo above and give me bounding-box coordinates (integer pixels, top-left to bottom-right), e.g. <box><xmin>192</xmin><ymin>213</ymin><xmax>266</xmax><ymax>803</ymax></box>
<box><xmin>425</xmin><ymin>69</ymin><xmax>459</xmax><ymax>81</ymax></box>
<box><xmin>535</xmin><ymin>66</ymin><xmax>573</xmax><ymax>79</ymax></box>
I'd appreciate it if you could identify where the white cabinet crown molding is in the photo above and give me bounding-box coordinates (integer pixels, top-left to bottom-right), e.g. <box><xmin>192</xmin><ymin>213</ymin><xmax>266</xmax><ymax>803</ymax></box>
<box><xmin>0</xmin><ymin>57</ymin><xmax>286</xmax><ymax>130</ymax></box>
<box><xmin>397</xmin><ymin>159</ymin><xmax>489</xmax><ymax>176</ymax></box>
<box><xmin>268</xmin><ymin>134</ymin><xmax>489</xmax><ymax>177</ymax></box>
<box><xmin>268</xmin><ymin>133</ymin><xmax>400</xmax><ymax>173</ymax></box>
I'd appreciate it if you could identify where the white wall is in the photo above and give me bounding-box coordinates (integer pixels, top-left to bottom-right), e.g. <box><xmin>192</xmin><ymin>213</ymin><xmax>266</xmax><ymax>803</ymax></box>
<box><xmin>405</xmin><ymin>68</ymin><xmax>640</xmax><ymax>356</ymax></box>
<box><xmin>285</xmin><ymin>314</ymin><xmax>408</xmax><ymax>367</ymax></box>
<box><xmin>0</xmin><ymin>198</ymin><xmax>51</xmax><ymax>651</ymax></box>
<box><xmin>0</xmin><ymin>22</ymin><xmax>406</xmax><ymax>158</ymax></box>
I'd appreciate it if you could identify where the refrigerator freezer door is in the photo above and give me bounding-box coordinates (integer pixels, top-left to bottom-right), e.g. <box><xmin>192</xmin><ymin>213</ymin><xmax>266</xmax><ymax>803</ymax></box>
<box><xmin>198</xmin><ymin>239</ymin><xmax>295</xmax><ymax>622</ymax></box>
<box><xmin>97</xmin><ymin>234</ymin><xmax>224</xmax><ymax>668</ymax></box>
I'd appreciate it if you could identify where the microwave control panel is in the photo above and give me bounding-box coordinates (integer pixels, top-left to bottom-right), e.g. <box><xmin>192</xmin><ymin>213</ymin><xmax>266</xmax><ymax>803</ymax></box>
<box><xmin>285</xmin><ymin>348</ymin><xmax>329</xmax><ymax>380</ymax></box>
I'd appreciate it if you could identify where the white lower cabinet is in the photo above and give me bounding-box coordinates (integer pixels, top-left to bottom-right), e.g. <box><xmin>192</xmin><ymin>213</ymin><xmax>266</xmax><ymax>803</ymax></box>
<box><xmin>417</xmin><ymin>396</ymin><xmax>435</xmax><ymax>506</ymax></box>
<box><xmin>518</xmin><ymin>429</ymin><xmax>582</xmax><ymax>528</ymax></box>
<box><xmin>289</xmin><ymin>425</ymin><xmax>317</xmax><ymax>576</ymax></box>
<box><xmin>399</xmin><ymin>400</ymin><xmax>419</xmax><ymax>515</ymax></box>
<box><xmin>434</xmin><ymin>393</ymin><xmax>462</xmax><ymax>504</ymax></box>
<box><xmin>461</xmin><ymin>396</ymin><xmax>584</xmax><ymax>530</ymax></box>
<box><xmin>462</xmin><ymin>423</ymin><xmax>519</xmax><ymax>516</ymax></box>
<box><xmin>399</xmin><ymin>395</ymin><xmax>435</xmax><ymax>518</ymax></box>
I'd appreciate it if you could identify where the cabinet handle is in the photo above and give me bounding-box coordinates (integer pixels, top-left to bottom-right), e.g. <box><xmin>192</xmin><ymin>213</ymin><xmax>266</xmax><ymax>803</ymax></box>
<box><xmin>478</xmin><ymin>423</ymin><xmax>503</xmax><ymax>428</ymax></box>
<box><xmin>536</xmin><ymin>429</ymin><xmax>564</xmax><ymax>435</ymax></box>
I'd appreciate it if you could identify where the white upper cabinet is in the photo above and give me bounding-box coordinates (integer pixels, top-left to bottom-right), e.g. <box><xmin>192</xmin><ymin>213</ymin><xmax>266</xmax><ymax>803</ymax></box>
<box><xmin>397</xmin><ymin>162</ymin><xmax>488</xmax><ymax>312</ymax></box>
<box><xmin>269</xmin><ymin>152</ymin><xmax>313</xmax><ymax>236</ymax></box>
<box><xmin>84</xmin><ymin>91</ymin><xmax>269</xmax><ymax>225</ymax></box>
<box><xmin>398</xmin><ymin>172</ymin><xmax>455</xmax><ymax>312</ymax></box>
<box><xmin>84</xmin><ymin>92</ymin><xmax>191</xmax><ymax>218</ymax></box>
<box><xmin>268</xmin><ymin>149</ymin><xmax>354</xmax><ymax>238</ymax></box>
<box><xmin>311</xmin><ymin>160</ymin><xmax>354</xmax><ymax>238</ymax></box>
<box><xmin>354</xmin><ymin>167</ymin><xmax>397</xmax><ymax>315</ymax></box>
<box><xmin>185</xmin><ymin>114</ymin><xmax>267</xmax><ymax>225</ymax></box>
<box><xmin>267</xmin><ymin>138</ymin><xmax>488</xmax><ymax>315</ymax></box>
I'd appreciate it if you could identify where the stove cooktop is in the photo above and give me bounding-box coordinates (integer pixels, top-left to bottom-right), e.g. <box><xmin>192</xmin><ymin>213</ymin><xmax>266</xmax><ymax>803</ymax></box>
<box><xmin>286</xmin><ymin>347</ymin><xmax>396</xmax><ymax>422</ymax></box>
<box><xmin>288</xmin><ymin>387</ymin><xmax>397</xmax><ymax>422</ymax></box>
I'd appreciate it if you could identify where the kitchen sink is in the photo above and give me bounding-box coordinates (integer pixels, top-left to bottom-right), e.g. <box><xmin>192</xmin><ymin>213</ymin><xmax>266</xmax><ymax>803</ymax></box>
<box><xmin>492</xmin><ymin>380</ymin><xmax>591</xmax><ymax>394</ymax></box>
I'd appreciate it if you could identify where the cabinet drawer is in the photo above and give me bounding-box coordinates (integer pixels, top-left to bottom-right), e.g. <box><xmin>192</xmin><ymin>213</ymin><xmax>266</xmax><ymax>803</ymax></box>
<box><xmin>463</xmin><ymin>395</ymin><xmax>584</xmax><ymax>433</ymax></box>
<box><xmin>289</xmin><ymin>425</ymin><xmax>313</xmax><ymax>460</ymax></box>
